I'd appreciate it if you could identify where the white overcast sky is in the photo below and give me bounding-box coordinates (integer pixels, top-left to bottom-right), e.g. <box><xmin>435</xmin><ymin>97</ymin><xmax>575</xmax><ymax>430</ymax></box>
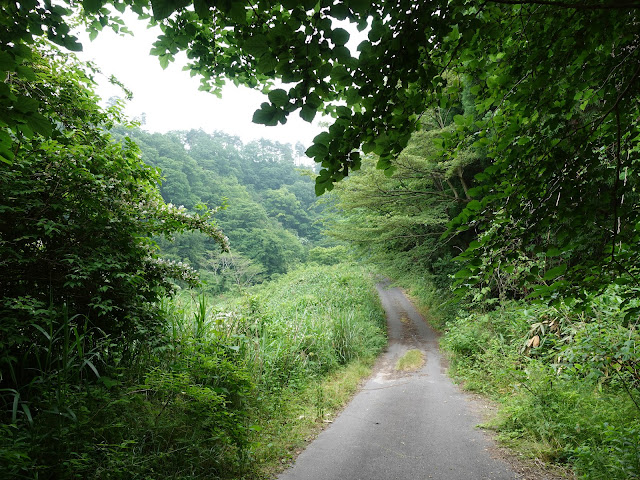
<box><xmin>75</xmin><ymin>14</ymin><xmax>325</xmax><ymax>148</ymax></box>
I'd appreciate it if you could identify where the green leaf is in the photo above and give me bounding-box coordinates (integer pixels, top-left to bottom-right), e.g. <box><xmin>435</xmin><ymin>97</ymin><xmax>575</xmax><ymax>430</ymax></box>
<box><xmin>306</xmin><ymin>92</ymin><xmax>322</xmax><ymax>109</ymax></box>
<box><xmin>63</xmin><ymin>36</ymin><xmax>83</xmax><ymax>52</ymax></box>
<box><xmin>454</xmin><ymin>268</ymin><xmax>472</xmax><ymax>279</ymax></box>
<box><xmin>336</xmin><ymin>105</ymin><xmax>351</xmax><ymax>118</ymax></box>
<box><xmin>15</xmin><ymin>96</ymin><xmax>39</xmax><ymax>113</ymax></box>
<box><xmin>16</xmin><ymin>65</ymin><xmax>37</xmax><ymax>81</ymax></box>
<box><xmin>333</xmin><ymin>45</ymin><xmax>352</xmax><ymax>63</ymax></box>
<box><xmin>306</xmin><ymin>143</ymin><xmax>329</xmax><ymax>158</ymax></box>
<box><xmin>243</xmin><ymin>35</ymin><xmax>269</xmax><ymax>58</ymax></box>
<box><xmin>193</xmin><ymin>0</ymin><xmax>209</xmax><ymax>18</ymax></box>
<box><xmin>11</xmin><ymin>392</ymin><xmax>19</xmax><ymax>423</ymax></box>
<box><xmin>368</xmin><ymin>21</ymin><xmax>384</xmax><ymax>43</ymax></box>
<box><xmin>466</xmin><ymin>199</ymin><xmax>481</xmax><ymax>212</ymax></box>
<box><xmin>543</xmin><ymin>264</ymin><xmax>567</xmax><ymax>281</ymax></box>
<box><xmin>467</xmin><ymin>240</ymin><xmax>482</xmax><ymax>250</ymax></box>
<box><xmin>0</xmin><ymin>51</ymin><xmax>15</xmax><ymax>72</ymax></box>
<box><xmin>21</xmin><ymin>404</ymin><xmax>33</xmax><ymax>426</ymax></box>
<box><xmin>82</xmin><ymin>359</ymin><xmax>100</xmax><ymax>378</ymax></box>
<box><xmin>252</xmin><ymin>103</ymin><xmax>278</xmax><ymax>126</ymax></box>
<box><xmin>383</xmin><ymin>165</ymin><xmax>397</xmax><ymax>177</ymax></box>
<box><xmin>0</xmin><ymin>148</ymin><xmax>14</xmax><ymax>164</ymax></box>
<box><xmin>331</xmin><ymin>65</ymin><xmax>351</xmax><ymax>85</ymax></box>
<box><xmin>257</xmin><ymin>53</ymin><xmax>278</xmax><ymax>74</ymax></box>
<box><xmin>349</xmin><ymin>0</ymin><xmax>370</xmax><ymax>15</ymax></box>
<box><xmin>362</xmin><ymin>142</ymin><xmax>375</xmax><ymax>154</ymax></box>
<box><xmin>26</xmin><ymin>113</ymin><xmax>53</xmax><ymax>137</ymax></box>
<box><xmin>315</xmin><ymin>179</ymin><xmax>332</xmax><ymax>196</ymax></box>
<box><xmin>526</xmin><ymin>285</ymin><xmax>550</xmax><ymax>299</ymax></box>
<box><xmin>82</xmin><ymin>0</ymin><xmax>102</xmax><ymax>13</ymax></box>
<box><xmin>17</xmin><ymin>123</ymin><xmax>34</xmax><ymax>139</ymax></box>
<box><xmin>229</xmin><ymin>2</ymin><xmax>247</xmax><ymax>23</ymax></box>
<box><xmin>158</xmin><ymin>54</ymin><xmax>170</xmax><ymax>69</ymax></box>
<box><xmin>150</xmin><ymin>0</ymin><xmax>188</xmax><ymax>20</ymax></box>
<box><xmin>330</xmin><ymin>3</ymin><xmax>349</xmax><ymax>19</ymax></box>
<box><xmin>98</xmin><ymin>376</ymin><xmax>121</xmax><ymax>389</ymax></box>
<box><xmin>300</xmin><ymin>105</ymin><xmax>316</xmax><ymax>122</ymax></box>
<box><xmin>268</xmin><ymin>89</ymin><xmax>289</xmax><ymax>107</ymax></box>
<box><xmin>444</xmin><ymin>24</ymin><xmax>460</xmax><ymax>43</ymax></box>
<box><xmin>330</xmin><ymin>28</ymin><xmax>350</xmax><ymax>46</ymax></box>
<box><xmin>313</xmin><ymin>132</ymin><xmax>331</xmax><ymax>146</ymax></box>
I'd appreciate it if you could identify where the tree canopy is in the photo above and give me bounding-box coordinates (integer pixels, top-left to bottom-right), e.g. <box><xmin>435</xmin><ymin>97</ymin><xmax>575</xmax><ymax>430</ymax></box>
<box><xmin>2</xmin><ymin>1</ymin><xmax>640</xmax><ymax>305</ymax></box>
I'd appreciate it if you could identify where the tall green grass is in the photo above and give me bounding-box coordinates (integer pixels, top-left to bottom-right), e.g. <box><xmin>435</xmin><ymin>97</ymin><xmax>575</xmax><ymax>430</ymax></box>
<box><xmin>2</xmin><ymin>262</ymin><xmax>387</xmax><ymax>479</ymax></box>
<box><xmin>237</xmin><ymin>264</ymin><xmax>387</xmax><ymax>381</ymax></box>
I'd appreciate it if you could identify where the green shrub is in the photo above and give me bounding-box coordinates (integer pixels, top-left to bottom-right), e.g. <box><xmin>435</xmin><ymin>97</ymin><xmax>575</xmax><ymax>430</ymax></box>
<box><xmin>441</xmin><ymin>296</ymin><xmax>640</xmax><ymax>478</ymax></box>
<box><xmin>573</xmin><ymin>423</ymin><xmax>640</xmax><ymax>479</ymax></box>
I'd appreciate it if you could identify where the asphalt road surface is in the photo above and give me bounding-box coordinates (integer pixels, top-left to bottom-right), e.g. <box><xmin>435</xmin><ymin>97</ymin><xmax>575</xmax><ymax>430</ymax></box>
<box><xmin>277</xmin><ymin>280</ymin><xmax>521</xmax><ymax>480</ymax></box>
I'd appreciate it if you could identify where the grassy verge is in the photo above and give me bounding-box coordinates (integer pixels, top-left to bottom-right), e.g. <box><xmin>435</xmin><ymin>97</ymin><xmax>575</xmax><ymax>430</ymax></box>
<box><xmin>250</xmin><ymin>358</ymin><xmax>375</xmax><ymax>479</ymax></box>
<box><xmin>382</xmin><ymin>273</ymin><xmax>640</xmax><ymax>479</ymax></box>
<box><xmin>440</xmin><ymin>300</ymin><xmax>640</xmax><ymax>479</ymax></box>
<box><xmin>224</xmin><ymin>262</ymin><xmax>388</xmax><ymax>477</ymax></box>
<box><xmin>1</xmin><ymin>262</ymin><xmax>387</xmax><ymax>479</ymax></box>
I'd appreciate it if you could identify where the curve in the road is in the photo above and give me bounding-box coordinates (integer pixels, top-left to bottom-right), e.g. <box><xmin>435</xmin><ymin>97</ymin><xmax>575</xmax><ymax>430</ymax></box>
<box><xmin>277</xmin><ymin>280</ymin><xmax>521</xmax><ymax>480</ymax></box>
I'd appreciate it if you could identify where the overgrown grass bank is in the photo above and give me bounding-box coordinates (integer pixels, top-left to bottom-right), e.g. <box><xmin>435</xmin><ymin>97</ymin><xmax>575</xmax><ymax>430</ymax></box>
<box><xmin>393</xmin><ymin>275</ymin><xmax>640</xmax><ymax>480</ymax></box>
<box><xmin>2</xmin><ymin>263</ymin><xmax>387</xmax><ymax>479</ymax></box>
<box><xmin>222</xmin><ymin>262</ymin><xmax>388</xmax><ymax>477</ymax></box>
<box><xmin>441</xmin><ymin>300</ymin><xmax>640</xmax><ymax>479</ymax></box>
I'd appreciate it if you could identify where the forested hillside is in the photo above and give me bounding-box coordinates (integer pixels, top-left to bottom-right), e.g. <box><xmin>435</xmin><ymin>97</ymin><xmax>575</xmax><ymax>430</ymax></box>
<box><xmin>115</xmin><ymin>128</ymin><xmax>328</xmax><ymax>292</ymax></box>
<box><xmin>324</xmin><ymin>104</ymin><xmax>483</xmax><ymax>289</ymax></box>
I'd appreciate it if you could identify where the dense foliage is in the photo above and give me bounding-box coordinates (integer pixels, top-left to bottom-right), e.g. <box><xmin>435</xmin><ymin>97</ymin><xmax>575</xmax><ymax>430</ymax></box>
<box><xmin>0</xmin><ymin>41</ymin><xmax>228</xmax><ymax>424</ymax></box>
<box><xmin>3</xmin><ymin>1</ymin><xmax>640</xmax><ymax>478</ymax></box>
<box><xmin>442</xmin><ymin>5</ymin><xmax>640</xmax><ymax>311</ymax></box>
<box><xmin>2</xmin><ymin>260</ymin><xmax>385</xmax><ymax>478</ymax></box>
<box><xmin>0</xmin><ymin>42</ymin><xmax>235</xmax><ymax>478</ymax></box>
<box><xmin>440</xmin><ymin>294</ymin><xmax>640</xmax><ymax>479</ymax></box>
<box><xmin>325</xmin><ymin>103</ymin><xmax>483</xmax><ymax>288</ymax></box>
<box><xmin>4</xmin><ymin>0</ymin><xmax>639</xmax><ymax>304</ymax></box>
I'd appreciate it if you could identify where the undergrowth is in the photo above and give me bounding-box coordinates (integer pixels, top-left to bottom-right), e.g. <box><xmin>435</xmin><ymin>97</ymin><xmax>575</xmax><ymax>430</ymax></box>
<box><xmin>1</xmin><ymin>263</ymin><xmax>386</xmax><ymax>479</ymax></box>
<box><xmin>395</xmin><ymin>273</ymin><xmax>640</xmax><ymax>480</ymax></box>
<box><xmin>441</xmin><ymin>299</ymin><xmax>640</xmax><ymax>479</ymax></box>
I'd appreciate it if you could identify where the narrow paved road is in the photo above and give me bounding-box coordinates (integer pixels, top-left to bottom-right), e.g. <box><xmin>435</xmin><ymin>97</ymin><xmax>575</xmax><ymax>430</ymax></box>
<box><xmin>277</xmin><ymin>280</ymin><xmax>521</xmax><ymax>480</ymax></box>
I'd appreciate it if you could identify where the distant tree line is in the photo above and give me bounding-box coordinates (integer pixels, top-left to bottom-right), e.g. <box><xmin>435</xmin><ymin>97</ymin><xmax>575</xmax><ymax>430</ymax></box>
<box><xmin>116</xmin><ymin>128</ymin><xmax>329</xmax><ymax>293</ymax></box>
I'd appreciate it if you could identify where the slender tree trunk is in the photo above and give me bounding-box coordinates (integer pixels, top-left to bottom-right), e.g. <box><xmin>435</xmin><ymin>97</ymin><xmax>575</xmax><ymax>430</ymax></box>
<box><xmin>446</xmin><ymin>178</ymin><xmax>460</xmax><ymax>200</ymax></box>
<box><xmin>458</xmin><ymin>167</ymin><xmax>472</xmax><ymax>200</ymax></box>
